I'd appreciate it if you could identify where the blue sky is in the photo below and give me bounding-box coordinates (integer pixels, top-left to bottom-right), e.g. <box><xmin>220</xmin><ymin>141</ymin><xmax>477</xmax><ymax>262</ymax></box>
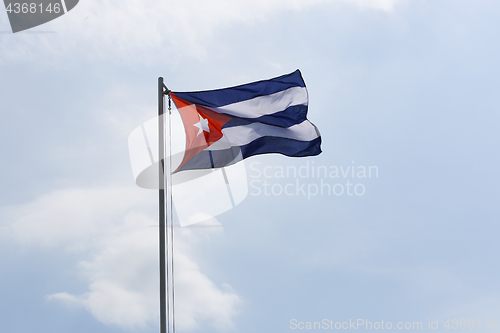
<box><xmin>1</xmin><ymin>0</ymin><xmax>500</xmax><ymax>332</ymax></box>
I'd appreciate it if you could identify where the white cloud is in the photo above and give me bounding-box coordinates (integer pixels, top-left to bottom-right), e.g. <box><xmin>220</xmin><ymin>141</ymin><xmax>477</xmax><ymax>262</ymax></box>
<box><xmin>3</xmin><ymin>186</ymin><xmax>241</xmax><ymax>331</ymax></box>
<box><xmin>0</xmin><ymin>0</ymin><xmax>403</xmax><ymax>65</ymax></box>
<box><xmin>2</xmin><ymin>187</ymin><xmax>152</xmax><ymax>249</ymax></box>
<box><xmin>341</xmin><ymin>0</ymin><xmax>402</xmax><ymax>11</ymax></box>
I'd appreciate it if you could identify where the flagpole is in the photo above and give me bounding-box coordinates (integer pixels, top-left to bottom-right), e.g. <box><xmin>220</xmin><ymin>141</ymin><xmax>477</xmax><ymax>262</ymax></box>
<box><xmin>158</xmin><ymin>77</ymin><xmax>167</xmax><ymax>333</ymax></box>
<box><xmin>167</xmin><ymin>86</ymin><xmax>176</xmax><ymax>333</ymax></box>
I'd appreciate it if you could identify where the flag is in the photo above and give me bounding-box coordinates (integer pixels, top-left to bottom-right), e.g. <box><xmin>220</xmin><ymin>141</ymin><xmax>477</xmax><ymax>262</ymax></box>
<box><xmin>170</xmin><ymin>70</ymin><xmax>321</xmax><ymax>172</ymax></box>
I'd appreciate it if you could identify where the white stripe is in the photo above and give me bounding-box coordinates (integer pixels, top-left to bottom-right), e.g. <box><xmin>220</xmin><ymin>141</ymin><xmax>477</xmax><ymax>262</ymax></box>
<box><xmin>214</xmin><ymin>86</ymin><xmax>308</xmax><ymax>118</ymax></box>
<box><xmin>61</xmin><ymin>0</ymin><xmax>68</xmax><ymax>13</ymax></box>
<box><xmin>215</xmin><ymin>120</ymin><xmax>319</xmax><ymax>149</ymax></box>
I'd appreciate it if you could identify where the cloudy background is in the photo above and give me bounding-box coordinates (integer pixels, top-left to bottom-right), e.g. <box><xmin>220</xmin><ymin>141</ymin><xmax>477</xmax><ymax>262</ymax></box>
<box><xmin>1</xmin><ymin>0</ymin><xmax>500</xmax><ymax>332</ymax></box>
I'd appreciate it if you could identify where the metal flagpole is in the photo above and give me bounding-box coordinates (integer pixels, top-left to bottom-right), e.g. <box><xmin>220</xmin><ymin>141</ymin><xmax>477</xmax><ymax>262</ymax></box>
<box><xmin>159</xmin><ymin>77</ymin><xmax>175</xmax><ymax>333</ymax></box>
<box><xmin>167</xmin><ymin>88</ymin><xmax>176</xmax><ymax>333</ymax></box>
<box><xmin>158</xmin><ymin>77</ymin><xmax>167</xmax><ymax>333</ymax></box>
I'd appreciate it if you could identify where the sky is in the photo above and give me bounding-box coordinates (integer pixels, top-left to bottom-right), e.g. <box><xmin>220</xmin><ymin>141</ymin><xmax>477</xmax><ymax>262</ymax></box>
<box><xmin>1</xmin><ymin>0</ymin><xmax>500</xmax><ymax>332</ymax></box>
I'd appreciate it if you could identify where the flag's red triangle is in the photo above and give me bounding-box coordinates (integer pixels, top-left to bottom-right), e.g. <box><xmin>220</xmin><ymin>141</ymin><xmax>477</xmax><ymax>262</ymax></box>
<box><xmin>171</xmin><ymin>93</ymin><xmax>232</xmax><ymax>171</ymax></box>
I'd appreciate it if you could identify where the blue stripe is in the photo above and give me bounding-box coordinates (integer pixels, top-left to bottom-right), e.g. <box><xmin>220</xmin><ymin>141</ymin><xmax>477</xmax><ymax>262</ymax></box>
<box><xmin>177</xmin><ymin>146</ymin><xmax>242</xmax><ymax>171</ymax></box>
<box><xmin>240</xmin><ymin>136</ymin><xmax>322</xmax><ymax>159</ymax></box>
<box><xmin>222</xmin><ymin>104</ymin><xmax>308</xmax><ymax>128</ymax></box>
<box><xmin>172</xmin><ymin>70</ymin><xmax>306</xmax><ymax>108</ymax></box>
<box><xmin>175</xmin><ymin>136</ymin><xmax>322</xmax><ymax>172</ymax></box>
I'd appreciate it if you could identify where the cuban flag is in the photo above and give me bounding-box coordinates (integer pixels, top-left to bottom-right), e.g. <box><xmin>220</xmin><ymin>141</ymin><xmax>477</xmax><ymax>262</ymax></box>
<box><xmin>170</xmin><ymin>70</ymin><xmax>321</xmax><ymax>172</ymax></box>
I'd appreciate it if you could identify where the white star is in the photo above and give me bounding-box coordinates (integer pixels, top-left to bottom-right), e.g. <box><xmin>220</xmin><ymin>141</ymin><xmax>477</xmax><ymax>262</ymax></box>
<box><xmin>193</xmin><ymin>113</ymin><xmax>210</xmax><ymax>136</ymax></box>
